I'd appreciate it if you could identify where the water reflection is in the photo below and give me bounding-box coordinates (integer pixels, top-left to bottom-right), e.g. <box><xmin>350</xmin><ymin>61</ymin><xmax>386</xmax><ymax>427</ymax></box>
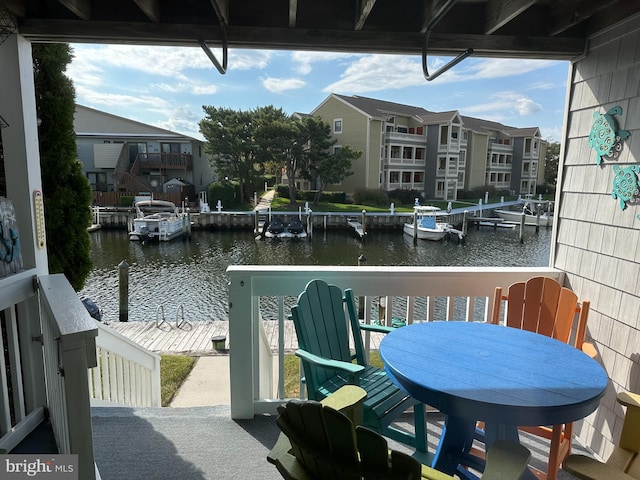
<box><xmin>81</xmin><ymin>227</ymin><xmax>552</xmax><ymax>322</ymax></box>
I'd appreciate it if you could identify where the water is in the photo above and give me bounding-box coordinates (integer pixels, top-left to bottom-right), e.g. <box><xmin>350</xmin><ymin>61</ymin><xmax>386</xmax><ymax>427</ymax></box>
<box><xmin>80</xmin><ymin>226</ymin><xmax>552</xmax><ymax>323</ymax></box>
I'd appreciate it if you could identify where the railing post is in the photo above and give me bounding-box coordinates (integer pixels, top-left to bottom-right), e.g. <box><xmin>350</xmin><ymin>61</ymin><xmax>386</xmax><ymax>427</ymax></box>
<box><xmin>228</xmin><ymin>271</ymin><xmax>255</xmax><ymax>419</ymax></box>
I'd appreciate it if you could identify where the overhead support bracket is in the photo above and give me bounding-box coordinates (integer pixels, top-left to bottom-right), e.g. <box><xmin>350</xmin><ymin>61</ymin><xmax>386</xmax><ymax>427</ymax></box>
<box><xmin>199</xmin><ymin>0</ymin><xmax>228</xmax><ymax>74</ymax></box>
<box><xmin>422</xmin><ymin>0</ymin><xmax>472</xmax><ymax>81</ymax></box>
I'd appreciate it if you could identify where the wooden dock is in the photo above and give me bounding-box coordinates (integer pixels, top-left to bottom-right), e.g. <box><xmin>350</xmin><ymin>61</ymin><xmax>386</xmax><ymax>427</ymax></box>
<box><xmin>106</xmin><ymin>320</ymin><xmax>386</xmax><ymax>355</ymax></box>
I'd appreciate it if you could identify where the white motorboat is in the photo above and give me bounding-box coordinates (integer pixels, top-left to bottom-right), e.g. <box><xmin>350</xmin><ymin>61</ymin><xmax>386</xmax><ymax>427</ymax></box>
<box><xmin>494</xmin><ymin>201</ymin><xmax>554</xmax><ymax>227</ymax></box>
<box><xmin>129</xmin><ymin>200</ymin><xmax>188</xmax><ymax>242</ymax></box>
<box><xmin>403</xmin><ymin>206</ymin><xmax>451</xmax><ymax>241</ymax></box>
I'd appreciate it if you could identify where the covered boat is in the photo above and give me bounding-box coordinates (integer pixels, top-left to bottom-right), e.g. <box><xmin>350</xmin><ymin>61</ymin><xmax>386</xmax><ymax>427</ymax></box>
<box><xmin>129</xmin><ymin>200</ymin><xmax>188</xmax><ymax>242</ymax></box>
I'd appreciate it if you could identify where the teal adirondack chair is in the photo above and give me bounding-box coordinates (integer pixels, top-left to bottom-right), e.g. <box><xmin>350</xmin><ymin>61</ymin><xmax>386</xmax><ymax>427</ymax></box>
<box><xmin>290</xmin><ymin>279</ymin><xmax>427</xmax><ymax>452</ymax></box>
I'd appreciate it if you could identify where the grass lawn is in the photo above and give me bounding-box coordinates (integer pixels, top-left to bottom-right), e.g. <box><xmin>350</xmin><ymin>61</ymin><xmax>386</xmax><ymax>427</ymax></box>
<box><xmin>160</xmin><ymin>354</ymin><xmax>197</xmax><ymax>407</ymax></box>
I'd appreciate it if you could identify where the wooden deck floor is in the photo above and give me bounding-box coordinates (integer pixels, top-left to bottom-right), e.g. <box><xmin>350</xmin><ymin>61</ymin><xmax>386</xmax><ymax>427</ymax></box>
<box><xmin>105</xmin><ymin>320</ymin><xmax>386</xmax><ymax>355</ymax></box>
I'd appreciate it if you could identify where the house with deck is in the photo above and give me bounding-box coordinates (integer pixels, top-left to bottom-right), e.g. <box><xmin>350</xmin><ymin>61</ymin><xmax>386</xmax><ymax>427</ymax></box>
<box><xmin>0</xmin><ymin>1</ymin><xmax>639</xmax><ymax>478</ymax></box>
<box><xmin>74</xmin><ymin>105</ymin><xmax>215</xmax><ymax>204</ymax></box>
<box><xmin>311</xmin><ymin>94</ymin><xmax>546</xmax><ymax>200</ymax></box>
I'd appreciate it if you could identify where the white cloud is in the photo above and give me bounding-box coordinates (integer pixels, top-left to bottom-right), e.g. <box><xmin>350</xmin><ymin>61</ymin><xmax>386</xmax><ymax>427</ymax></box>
<box><xmin>262</xmin><ymin>77</ymin><xmax>306</xmax><ymax>93</ymax></box>
<box><xmin>153</xmin><ymin>82</ymin><xmax>217</xmax><ymax>95</ymax></box>
<box><xmin>462</xmin><ymin>92</ymin><xmax>542</xmax><ymax>119</ymax></box>
<box><xmin>156</xmin><ymin>106</ymin><xmax>204</xmax><ymax>140</ymax></box>
<box><xmin>75</xmin><ymin>85</ymin><xmax>169</xmax><ymax>109</ymax></box>
<box><xmin>323</xmin><ymin>55</ymin><xmax>423</xmax><ymax>93</ymax></box>
<box><xmin>291</xmin><ymin>51</ymin><xmax>359</xmax><ymax>75</ymax></box>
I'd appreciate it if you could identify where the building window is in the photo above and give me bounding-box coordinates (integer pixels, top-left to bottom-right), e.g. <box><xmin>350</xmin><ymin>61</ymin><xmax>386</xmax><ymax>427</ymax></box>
<box><xmin>402</xmin><ymin>172</ymin><xmax>412</xmax><ymax>183</ymax></box>
<box><xmin>438</xmin><ymin>157</ymin><xmax>446</xmax><ymax>172</ymax></box>
<box><xmin>397</xmin><ymin>126</ymin><xmax>408</xmax><ymax>134</ymax></box>
<box><xmin>390</xmin><ymin>171</ymin><xmax>399</xmax><ymax>184</ymax></box>
<box><xmin>415</xmin><ymin>148</ymin><xmax>425</xmax><ymax>160</ymax></box>
<box><xmin>414</xmin><ymin>172</ymin><xmax>423</xmax><ymax>183</ymax></box>
<box><xmin>525</xmin><ymin>138</ymin><xmax>532</xmax><ymax>154</ymax></box>
<box><xmin>403</xmin><ymin>147</ymin><xmax>412</xmax><ymax>159</ymax></box>
<box><xmin>333</xmin><ymin>146</ymin><xmax>342</xmax><ymax>155</ymax></box>
<box><xmin>390</xmin><ymin>146</ymin><xmax>401</xmax><ymax>159</ymax></box>
<box><xmin>334</xmin><ymin>119</ymin><xmax>342</xmax><ymax>134</ymax></box>
<box><xmin>440</xmin><ymin>125</ymin><xmax>449</xmax><ymax>145</ymax></box>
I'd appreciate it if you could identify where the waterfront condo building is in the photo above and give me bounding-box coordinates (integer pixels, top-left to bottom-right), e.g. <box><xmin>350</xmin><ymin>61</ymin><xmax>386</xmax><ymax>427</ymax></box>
<box><xmin>311</xmin><ymin>94</ymin><xmax>547</xmax><ymax>200</ymax></box>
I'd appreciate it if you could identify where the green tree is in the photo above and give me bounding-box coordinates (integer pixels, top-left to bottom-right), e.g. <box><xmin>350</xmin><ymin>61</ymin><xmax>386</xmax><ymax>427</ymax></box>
<box><xmin>544</xmin><ymin>141</ymin><xmax>560</xmax><ymax>185</ymax></box>
<box><xmin>254</xmin><ymin>106</ymin><xmax>303</xmax><ymax>204</ymax></box>
<box><xmin>199</xmin><ymin>106</ymin><xmax>260</xmax><ymax>203</ymax></box>
<box><xmin>33</xmin><ymin>43</ymin><xmax>92</xmax><ymax>291</ymax></box>
<box><xmin>199</xmin><ymin>106</ymin><xmax>262</xmax><ymax>202</ymax></box>
<box><xmin>312</xmin><ymin>145</ymin><xmax>359</xmax><ymax>204</ymax></box>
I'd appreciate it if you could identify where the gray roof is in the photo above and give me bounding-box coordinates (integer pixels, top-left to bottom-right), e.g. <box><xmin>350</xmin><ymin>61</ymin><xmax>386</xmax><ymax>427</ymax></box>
<box><xmin>74</xmin><ymin>105</ymin><xmax>200</xmax><ymax>142</ymax></box>
<box><xmin>333</xmin><ymin>94</ymin><xmax>432</xmax><ymax>120</ymax></box>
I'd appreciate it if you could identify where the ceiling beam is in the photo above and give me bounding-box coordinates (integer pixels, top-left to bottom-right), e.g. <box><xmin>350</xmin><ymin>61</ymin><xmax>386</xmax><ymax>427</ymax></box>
<box><xmin>133</xmin><ymin>0</ymin><xmax>161</xmax><ymax>23</ymax></box>
<box><xmin>546</xmin><ymin>0</ymin><xmax>618</xmax><ymax>36</ymax></box>
<box><xmin>421</xmin><ymin>0</ymin><xmax>455</xmax><ymax>34</ymax></box>
<box><xmin>57</xmin><ymin>0</ymin><xmax>91</xmax><ymax>20</ymax></box>
<box><xmin>355</xmin><ymin>0</ymin><xmax>376</xmax><ymax>31</ymax></box>
<box><xmin>211</xmin><ymin>0</ymin><xmax>228</xmax><ymax>24</ymax></box>
<box><xmin>289</xmin><ymin>0</ymin><xmax>297</xmax><ymax>28</ymax></box>
<box><xmin>16</xmin><ymin>20</ymin><xmax>586</xmax><ymax>59</ymax></box>
<box><xmin>484</xmin><ymin>0</ymin><xmax>537</xmax><ymax>35</ymax></box>
<box><xmin>1</xmin><ymin>0</ymin><xmax>26</xmax><ymax>18</ymax></box>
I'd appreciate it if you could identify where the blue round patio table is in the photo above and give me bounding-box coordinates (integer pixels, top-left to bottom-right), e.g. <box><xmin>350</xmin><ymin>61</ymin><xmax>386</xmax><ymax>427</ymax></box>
<box><xmin>379</xmin><ymin>321</ymin><xmax>608</xmax><ymax>477</ymax></box>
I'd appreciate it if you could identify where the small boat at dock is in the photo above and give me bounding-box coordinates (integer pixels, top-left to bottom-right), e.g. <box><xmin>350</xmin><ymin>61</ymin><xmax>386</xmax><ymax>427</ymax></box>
<box><xmin>403</xmin><ymin>206</ymin><xmax>455</xmax><ymax>242</ymax></box>
<box><xmin>129</xmin><ymin>200</ymin><xmax>189</xmax><ymax>242</ymax></box>
<box><xmin>494</xmin><ymin>201</ymin><xmax>554</xmax><ymax>227</ymax></box>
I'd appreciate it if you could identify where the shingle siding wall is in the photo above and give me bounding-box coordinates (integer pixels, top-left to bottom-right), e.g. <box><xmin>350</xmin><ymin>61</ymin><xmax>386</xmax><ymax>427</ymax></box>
<box><xmin>558</xmin><ymin>14</ymin><xmax>640</xmax><ymax>460</ymax></box>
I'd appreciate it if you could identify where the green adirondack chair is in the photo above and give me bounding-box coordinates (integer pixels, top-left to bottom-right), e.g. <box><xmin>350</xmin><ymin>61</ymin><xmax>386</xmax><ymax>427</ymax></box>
<box><xmin>290</xmin><ymin>279</ymin><xmax>427</xmax><ymax>452</ymax></box>
<box><xmin>267</xmin><ymin>385</ymin><xmax>532</xmax><ymax>480</ymax></box>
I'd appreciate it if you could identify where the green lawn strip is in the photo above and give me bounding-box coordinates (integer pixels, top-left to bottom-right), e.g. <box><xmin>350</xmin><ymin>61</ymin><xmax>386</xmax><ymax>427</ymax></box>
<box><xmin>160</xmin><ymin>354</ymin><xmax>197</xmax><ymax>407</ymax></box>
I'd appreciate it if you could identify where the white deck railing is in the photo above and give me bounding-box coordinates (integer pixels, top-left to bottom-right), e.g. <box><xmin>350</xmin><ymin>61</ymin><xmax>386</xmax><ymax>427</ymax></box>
<box><xmin>39</xmin><ymin>274</ymin><xmax>98</xmax><ymax>480</ymax></box>
<box><xmin>90</xmin><ymin>322</ymin><xmax>161</xmax><ymax>407</ymax></box>
<box><xmin>227</xmin><ymin>266</ymin><xmax>563</xmax><ymax>419</ymax></box>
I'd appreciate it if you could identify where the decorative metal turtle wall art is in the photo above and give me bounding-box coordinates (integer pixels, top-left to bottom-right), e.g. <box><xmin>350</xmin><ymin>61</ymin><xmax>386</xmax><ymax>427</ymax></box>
<box><xmin>611</xmin><ymin>165</ymin><xmax>640</xmax><ymax>212</ymax></box>
<box><xmin>589</xmin><ymin>106</ymin><xmax>630</xmax><ymax>165</ymax></box>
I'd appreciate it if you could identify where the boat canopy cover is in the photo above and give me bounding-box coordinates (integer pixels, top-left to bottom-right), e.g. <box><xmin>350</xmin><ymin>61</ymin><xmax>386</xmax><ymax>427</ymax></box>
<box><xmin>420</xmin><ymin>217</ymin><xmax>436</xmax><ymax>229</ymax></box>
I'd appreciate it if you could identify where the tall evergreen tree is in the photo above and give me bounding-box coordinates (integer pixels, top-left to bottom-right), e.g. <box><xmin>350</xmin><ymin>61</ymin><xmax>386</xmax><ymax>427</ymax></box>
<box><xmin>33</xmin><ymin>43</ymin><xmax>92</xmax><ymax>291</ymax></box>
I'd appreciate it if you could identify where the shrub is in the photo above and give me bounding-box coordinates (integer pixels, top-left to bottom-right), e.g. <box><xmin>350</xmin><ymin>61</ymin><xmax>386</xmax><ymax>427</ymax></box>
<box><xmin>352</xmin><ymin>188</ymin><xmax>388</xmax><ymax>206</ymax></box>
<box><xmin>208</xmin><ymin>181</ymin><xmax>239</xmax><ymax>209</ymax></box>
<box><xmin>387</xmin><ymin>189</ymin><xmax>422</xmax><ymax>205</ymax></box>
<box><xmin>119</xmin><ymin>195</ymin><xmax>134</xmax><ymax>207</ymax></box>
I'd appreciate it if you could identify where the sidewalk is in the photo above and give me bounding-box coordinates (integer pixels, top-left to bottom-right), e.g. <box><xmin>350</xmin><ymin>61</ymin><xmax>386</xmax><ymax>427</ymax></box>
<box><xmin>254</xmin><ymin>189</ymin><xmax>275</xmax><ymax>211</ymax></box>
<box><xmin>170</xmin><ymin>355</ymin><xmax>230</xmax><ymax>407</ymax></box>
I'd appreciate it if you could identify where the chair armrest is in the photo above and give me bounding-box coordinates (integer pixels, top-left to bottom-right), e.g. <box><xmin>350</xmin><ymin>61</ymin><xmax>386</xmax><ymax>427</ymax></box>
<box><xmin>481</xmin><ymin>440</ymin><xmax>531</xmax><ymax>480</ymax></box>
<box><xmin>617</xmin><ymin>391</ymin><xmax>640</xmax><ymax>409</ymax></box>
<box><xmin>295</xmin><ymin>349</ymin><xmax>365</xmax><ymax>384</ymax></box>
<box><xmin>360</xmin><ymin>323</ymin><xmax>395</xmax><ymax>334</ymax></box>
<box><xmin>320</xmin><ymin>385</ymin><xmax>367</xmax><ymax>425</ymax></box>
<box><xmin>565</xmin><ymin>454</ymin><xmax>637</xmax><ymax>480</ymax></box>
<box><xmin>582</xmin><ymin>342</ymin><xmax>598</xmax><ymax>358</ymax></box>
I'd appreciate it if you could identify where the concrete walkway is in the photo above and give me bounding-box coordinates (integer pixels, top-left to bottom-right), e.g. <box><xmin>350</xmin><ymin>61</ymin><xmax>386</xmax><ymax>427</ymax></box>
<box><xmin>254</xmin><ymin>189</ymin><xmax>275</xmax><ymax>211</ymax></box>
<box><xmin>170</xmin><ymin>355</ymin><xmax>230</xmax><ymax>407</ymax></box>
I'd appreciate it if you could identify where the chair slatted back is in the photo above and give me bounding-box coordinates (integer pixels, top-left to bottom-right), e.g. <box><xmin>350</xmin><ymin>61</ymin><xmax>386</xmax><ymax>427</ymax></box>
<box><xmin>275</xmin><ymin>399</ymin><xmax>421</xmax><ymax>480</ymax></box>
<box><xmin>496</xmin><ymin>276</ymin><xmax>587</xmax><ymax>347</ymax></box>
<box><xmin>291</xmin><ymin>280</ymin><xmax>359</xmax><ymax>397</ymax></box>
<box><xmin>491</xmin><ymin>276</ymin><xmax>592</xmax><ymax>480</ymax></box>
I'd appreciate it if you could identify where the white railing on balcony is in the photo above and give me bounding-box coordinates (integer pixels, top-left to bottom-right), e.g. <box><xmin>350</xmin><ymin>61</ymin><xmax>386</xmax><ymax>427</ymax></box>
<box><xmin>39</xmin><ymin>274</ymin><xmax>98</xmax><ymax>480</ymax></box>
<box><xmin>90</xmin><ymin>322</ymin><xmax>161</xmax><ymax>407</ymax></box>
<box><xmin>0</xmin><ymin>270</ymin><xmax>46</xmax><ymax>453</ymax></box>
<box><xmin>226</xmin><ymin>266</ymin><xmax>562</xmax><ymax>419</ymax></box>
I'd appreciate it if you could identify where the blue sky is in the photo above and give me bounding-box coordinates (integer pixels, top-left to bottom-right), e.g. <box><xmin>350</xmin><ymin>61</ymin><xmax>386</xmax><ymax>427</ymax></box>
<box><xmin>67</xmin><ymin>44</ymin><xmax>569</xmax><ymax>142</ymax></box>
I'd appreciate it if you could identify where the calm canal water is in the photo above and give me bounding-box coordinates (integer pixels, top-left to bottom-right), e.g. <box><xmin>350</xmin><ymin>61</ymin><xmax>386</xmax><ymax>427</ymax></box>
<box><xmin>79</xmin><ymin>226</ymin><xmax>552</xmax><ymax>323</ymax></box>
